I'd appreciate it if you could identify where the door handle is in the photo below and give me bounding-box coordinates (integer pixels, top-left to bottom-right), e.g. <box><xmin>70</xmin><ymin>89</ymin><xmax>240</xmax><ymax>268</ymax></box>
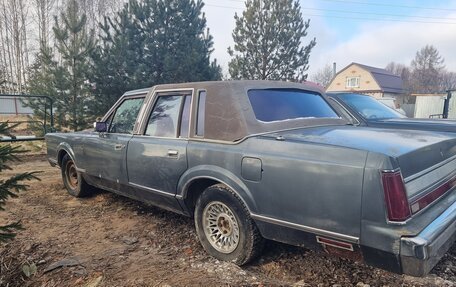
<box><xmin>167</xmin><ymin>150</ymin><xmax>178</xmax><ymax>156</ymax></box>
<box><xmin>114</xmin><ymin>144</ymin><xmax>125</xmax><ymax>151</ymax></box>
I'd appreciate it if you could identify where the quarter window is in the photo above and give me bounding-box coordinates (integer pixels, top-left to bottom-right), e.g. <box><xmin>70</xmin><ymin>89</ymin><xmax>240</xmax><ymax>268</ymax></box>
<box><xmin>179</xmin><ymin>96</ymin><xmax>192</xmax><ymax>138</ymax></box>
<box><xmin>346</xmin><ymin>77</ymin><xmax>360</xmax><ymax>88</ymax></box>
<box><xmin>196</xmin><ymin>91</ymin><xmax>206</xmax><ymax>136</ymax></box>
<box><xmin>109</xmin><ymin>97</ymin><xmax>145</xmax><ymax>134</ymax></box>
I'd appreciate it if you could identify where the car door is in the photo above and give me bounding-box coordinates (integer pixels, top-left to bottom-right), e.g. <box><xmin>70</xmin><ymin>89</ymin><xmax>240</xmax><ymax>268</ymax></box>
<box><xmin>127</xmin><ymin>91</ymin><xmax>191</xmax><ymax>203</ymax></box>
<box><xmin>84</xmin><ymin>95</ymin><xmax>146</xmax><ymax>191</ymax></box>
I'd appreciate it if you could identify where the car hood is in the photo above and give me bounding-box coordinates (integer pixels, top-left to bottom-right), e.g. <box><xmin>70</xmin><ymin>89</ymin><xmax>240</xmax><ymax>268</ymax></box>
<box><xmin>368</xmin><ymin>118</ymin><xmax>456</xmax><ymax>133</ymax></box>
<box><xmin>267</xmin><ymin>126</ymin><xmax>456</xmax><ymax>177</ymax></box>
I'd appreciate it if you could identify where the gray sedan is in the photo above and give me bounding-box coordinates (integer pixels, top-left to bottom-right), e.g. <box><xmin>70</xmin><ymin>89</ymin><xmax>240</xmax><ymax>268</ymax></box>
<box><xmin>328</xmin><ymin>92</ymin><xmax>456</xmax><ymax>132</ymax></box>
<box><xmin>46</xmin><ymin>81</ymin><xmax>456</xmax><ymax>276</ymax></box>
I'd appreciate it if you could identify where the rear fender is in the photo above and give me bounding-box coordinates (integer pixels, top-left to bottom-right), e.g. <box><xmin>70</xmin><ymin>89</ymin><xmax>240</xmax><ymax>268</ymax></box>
<box><xmin>177</xmin><ymin>165</ymin><xmax>257</xmax><ymax>215</ymax></box>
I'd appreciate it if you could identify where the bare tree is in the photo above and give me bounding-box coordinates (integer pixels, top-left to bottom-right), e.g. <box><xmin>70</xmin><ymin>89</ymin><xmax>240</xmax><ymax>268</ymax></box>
<box><xmin>310</xmin><ymin>63</ymin><xmax>334</xmax><ymax>88</ymax></box>
<box><xmin>0</xmin><ymin>0</ymin><xmax>32</xmax><ymax>93</ymax></box>
<box><xmin>0</xmin><ymin>1</ymin><xmax>15</xmax><ymax>92</ymax></box>
<box><xmin>440</xmin><ymin>71</ymin><xmax>456</xmax><ymax>91</ymax></box>
<box><xmin>34</xmin><ymin>0</ymin><xmax>56</xmax><ymax>50</ymax></box>
<box><xmin>70</xmin><ymin>0</ymin><xmax>123</xmax><ymax>33</ymax></box>
<box><xmin>386</xmin><ymin>62</ymin><xmax>408</xmax><ymax>77</ymax></box>
<box><xmin>410</xmin><ymin>45</ymin><xmax>445</xmax><ymax>93</ymax></box>
<box><xmin>385</xmin><ymin>61</ymin><xmax>412</xmax><ymax>92</ymax></box>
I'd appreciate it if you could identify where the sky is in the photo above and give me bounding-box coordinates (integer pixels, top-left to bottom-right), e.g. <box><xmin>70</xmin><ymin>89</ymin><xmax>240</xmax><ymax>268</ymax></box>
<box><xmin>201</xmin><ymin>0</ymin><xmax>456</xmax><ymax>78</ymax></box>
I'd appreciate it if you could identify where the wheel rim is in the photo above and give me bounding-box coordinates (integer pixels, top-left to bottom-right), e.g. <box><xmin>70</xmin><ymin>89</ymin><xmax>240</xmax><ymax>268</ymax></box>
<box><xmin>65</xmin><ymin>160</ymin><xmax>78</xmax><ymax>189</ymax></box>
<box><xmin>202</xmin><ymin>201</ymin><xmax>240</xmax><ymax>254</ymax></box>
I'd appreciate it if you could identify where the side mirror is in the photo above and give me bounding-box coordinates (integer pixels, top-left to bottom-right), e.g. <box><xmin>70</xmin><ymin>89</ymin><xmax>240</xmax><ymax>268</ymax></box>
<box><xmin>95</xmin><ymin>122</ymin><xmax>107</xmax><ymax>132</ymax></box>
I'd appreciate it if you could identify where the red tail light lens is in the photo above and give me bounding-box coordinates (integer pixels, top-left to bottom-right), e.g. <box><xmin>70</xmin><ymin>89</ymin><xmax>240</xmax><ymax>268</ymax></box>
<box><xmin>410</xmin><ymin>175</ymin><xmax>456</xmax><ymax>214</ymax></box>
<box><xmin>381</xmin><ymin>171</ymin><xmax>411</xmax><ymax>222</ymax></box>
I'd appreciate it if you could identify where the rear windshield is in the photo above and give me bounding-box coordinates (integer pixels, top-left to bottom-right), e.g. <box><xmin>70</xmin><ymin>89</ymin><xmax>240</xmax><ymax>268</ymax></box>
<box><xmin>248</xmin><ymin>89</ymin><xmax>339</xmax><ymax>122</ymax></box>
<box><xmin>338</xmin><ymin>93</ymin><xmax>406</xmax><ymax>119</ymax></box>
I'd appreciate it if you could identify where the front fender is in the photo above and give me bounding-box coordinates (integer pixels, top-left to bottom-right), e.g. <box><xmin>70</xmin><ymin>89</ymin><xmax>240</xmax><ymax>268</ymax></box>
<box><xmin>177</xmin><ymin>165</ymin><xmax>258</xmax><ymax>214</ymax></box>
<box><xmin>57</xmin><ymin>142</ymin><xmax>76</xmax><ymax>166</ymax></box>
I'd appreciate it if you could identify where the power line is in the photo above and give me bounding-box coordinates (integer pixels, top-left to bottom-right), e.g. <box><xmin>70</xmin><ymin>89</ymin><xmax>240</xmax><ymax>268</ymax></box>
<box><xmin>302</xmin><ymin>7</ymin><xmax>456</xmax><ymax>21</ymax></box>
<box><xmin>204</xmin><ymin>3</ymin><xmax>456</xmax><ymax>25</ymax></box>
<box><xmin>317</xmin><ymin>0</ymin><xmax>456</xmax><ymax>12</ymax></box>
<box><xmin>300</xmin><ymin>12</ymin><xmax>456</xmax><ymax>25</ymax></box>
<box><xmin>211</xmin><ymin>0</ymin><xmax>456</xmax><ymax>12</ymax></box>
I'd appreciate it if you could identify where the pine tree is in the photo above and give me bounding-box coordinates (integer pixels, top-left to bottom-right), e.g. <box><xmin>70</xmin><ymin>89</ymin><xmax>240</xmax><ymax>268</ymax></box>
<box><xmin>88</xmin><ymin>1</ymin><xmax>147</xmax><ymax>118</ymax></box>
<box><xmin>27</xmin><ymin>0</ymin><xmax>96</xmax><ymax>131</ymax></box>
<box><xmin>0</xmin><ymin>123</ymin><xmax>40</xmax><ymax>242</ymax></box>
<box><xmin>144</xmin><ymin>0</ymin><xmax>221</xmax><ymax>84</ymax></box>
<box><xmin>52</xmin><ymin>0</ymin><xmax>96</xmax><ymax>131</ymax></box>
<box><xmin>228</xmin><ymin>0</ymin><xmax>316</xmax><ymax>81</ymax></box>
<box><xmin>25</xmin><ymin>45</ymin><xmax>58</xmax><ymax>133</ymax></box>
<box><xmin>88</xmin><ymin>0</ymin><xmax>221</xmax><ymax>118</ymax></box>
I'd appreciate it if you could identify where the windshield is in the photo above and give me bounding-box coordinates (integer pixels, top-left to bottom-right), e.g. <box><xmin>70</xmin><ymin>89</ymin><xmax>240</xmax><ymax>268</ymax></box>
<box><xmin>338</xmin><ymin>93</ymin><xmax>406</xmax><ymax>120</ymax></box>
<box><xmin>248</xmin><ymin>89</ymin><xmax>339</xmax><ymax>122</ymax></box>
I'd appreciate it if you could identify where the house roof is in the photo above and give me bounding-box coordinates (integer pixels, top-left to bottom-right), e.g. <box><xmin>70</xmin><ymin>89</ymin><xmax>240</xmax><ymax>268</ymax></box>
<box><xmin>351</xmin><ymin>63</ymin><xmax>404</xmax><ymax>94</ymax></box>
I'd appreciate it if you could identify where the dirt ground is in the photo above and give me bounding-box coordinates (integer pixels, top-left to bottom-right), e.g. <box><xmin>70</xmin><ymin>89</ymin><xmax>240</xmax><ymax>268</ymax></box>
<box><xmin>1</xmin><ymin>155</ymin><xmax>456</xmax><ymax>287</ymax></box>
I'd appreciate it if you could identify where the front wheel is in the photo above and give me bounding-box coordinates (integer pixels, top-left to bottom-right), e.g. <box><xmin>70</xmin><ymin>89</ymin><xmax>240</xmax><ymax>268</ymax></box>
<box><xmin>61</xmin><ymin>154</ymin><xmax>93</xmax><ymax>197</ymax></box>
<box><xmin>194</xmin><ymin>184</ymin><xmax>264</xmax><ymax>265</ymax></box>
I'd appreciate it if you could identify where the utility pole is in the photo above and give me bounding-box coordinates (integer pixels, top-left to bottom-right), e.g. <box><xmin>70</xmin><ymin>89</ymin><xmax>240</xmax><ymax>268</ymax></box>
<box><xmin>443</xmin><ymin>89</ymin><xmax>456</xmax><ymax>119</ymax></box>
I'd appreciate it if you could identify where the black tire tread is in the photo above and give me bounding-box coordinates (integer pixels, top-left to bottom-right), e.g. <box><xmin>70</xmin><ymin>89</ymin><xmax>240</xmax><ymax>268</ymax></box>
<box><xmin>61</xmin><ymin>154</ymin><xmax>94</xmax><ymax>198</ymax></box>
<box><xmin>195</xmin><ymin>183</ymin><xmax>265</xmax><ymax>265</ymax></box>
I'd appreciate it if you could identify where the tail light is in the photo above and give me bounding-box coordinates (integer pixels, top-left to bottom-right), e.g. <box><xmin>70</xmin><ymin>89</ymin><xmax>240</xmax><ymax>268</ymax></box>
<box><xmin>381</xmin><ymin>171</ymin><xmax>411</xmax><ymax>222</ymax></box>
<box><xmin>410</xmin><ymin>175</ymin><xmax>456</xmax><ymax>214</ymax></box>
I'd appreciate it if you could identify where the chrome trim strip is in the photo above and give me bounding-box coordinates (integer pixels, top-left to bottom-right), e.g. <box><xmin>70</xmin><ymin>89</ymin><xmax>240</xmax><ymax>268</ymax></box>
<box><xmin>404</xmin><ymin>154</ymin><xmax>456</xmax><ymax>183</ymax></box>
<box><xmin>138</xmin><ymin>87</ymin><xmax>195</xmax><ymax>136</ymax></box>
<box><xmin>381</xmin><ymin>168</ymin><xmax>401</xmax><ymax>173</ymax></box>
<box><xmin>251</xmin><ymin>213</ymin><xmax>359</xmax><ymax>244</ymax></box>
<box><xmin>133</xmin><ymin>134</ymin><xmax>188</xmax><ymax>141</ymax></box>
<box><xmin>129</xmin><ymin>182</ymin><xmax>176</xmax><ymax>198</ymax></box>
<box><xmin>186</xmin><ymin>123</ymin><xmax>349</xmax><ymax>145</ymax></box>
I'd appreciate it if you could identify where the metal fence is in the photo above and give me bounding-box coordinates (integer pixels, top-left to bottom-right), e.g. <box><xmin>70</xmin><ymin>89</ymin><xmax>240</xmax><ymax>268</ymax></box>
<box><xmin>0</xmin><ymin>96</ymin><xmax>34</xmax><ymax>115</ymax></box>
<box><xmin>0</xmin><ymin>94</ymin><xmax>54</xmax><ymax>142</ymax></box>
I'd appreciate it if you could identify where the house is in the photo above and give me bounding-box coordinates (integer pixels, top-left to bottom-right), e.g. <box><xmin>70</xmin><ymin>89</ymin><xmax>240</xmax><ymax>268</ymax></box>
<box><xmin>326</xmin><ymin>62</ymin><xmax>405</xmax><ymax>104</ymax></box>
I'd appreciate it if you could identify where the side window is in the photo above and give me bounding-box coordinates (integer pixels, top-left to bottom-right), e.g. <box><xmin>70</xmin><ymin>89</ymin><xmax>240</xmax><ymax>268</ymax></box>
<box><xmin>145</xmin><ymin>96</ymin><xmax>182</xmax><ymax>137</ymax></box>
<box><xmin>196</xmin><ymin>91</ymin><xmax>206</xmax><ymax>137</ymax></box>
<box><xmin>109</xmin><ymin>97</ymin><xmax>145</xmax><ymax>134</ymax></box>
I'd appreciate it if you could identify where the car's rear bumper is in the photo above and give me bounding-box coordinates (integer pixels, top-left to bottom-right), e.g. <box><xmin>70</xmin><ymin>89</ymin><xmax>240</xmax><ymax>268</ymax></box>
<box><xmin>400</xmin><ymin>200</ymin><xmax>456</xmax><ymax>276</ymax></box>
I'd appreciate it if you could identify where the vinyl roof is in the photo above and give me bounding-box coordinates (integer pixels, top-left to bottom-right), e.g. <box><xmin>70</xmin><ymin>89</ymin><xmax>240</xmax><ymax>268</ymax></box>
<box><xmin>128</xmin><ymin>80</ymin><xmax>347</xmax><ymax>142</ymax></box>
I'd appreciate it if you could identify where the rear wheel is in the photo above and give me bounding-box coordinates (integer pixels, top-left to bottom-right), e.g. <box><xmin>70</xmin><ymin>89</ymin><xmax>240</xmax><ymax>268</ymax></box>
<box><xmin>194</xmin><ymin>184</ymin><xmax>264</xmax><ymax>265</ymax></box>
<box><xmin>61</xmin><ymin>154</ymin><xmax>93</xmax><ymax>197</ymax></box>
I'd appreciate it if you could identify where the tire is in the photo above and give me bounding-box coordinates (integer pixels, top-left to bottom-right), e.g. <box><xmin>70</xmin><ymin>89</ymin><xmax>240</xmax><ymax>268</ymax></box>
<box><xmin>194</xmin><ymin>184</ymin><xmax>264</xmax><ymax>265</ymax></box>
<box><xmin>61</xmin><ymin>154</ymin><xmax>93</xmax><ymax>197</ymax></box>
